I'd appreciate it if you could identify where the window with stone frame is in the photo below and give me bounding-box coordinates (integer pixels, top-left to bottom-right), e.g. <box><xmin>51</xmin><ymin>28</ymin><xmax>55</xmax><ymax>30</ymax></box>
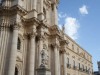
<box><xmin>72</xmin><ymin>44</ymin><xmax>74</xmax><ymax>50</ymax></box>
<box><xmin>17</xmin><ymin>37</ymin><xmax>21</xmax><ymax>50</ymax></box>
<box><xmin>73</xmin><ymin>60</ymin><xmax>75</xmax><ymax>67</ymax></box>
<box><xmin>77</xmin><ymin>47</ymin><xmax>79</xmax><ymax>53</ymax></box>
<box><xmin>82</xmin><ymin>64</ymin><xmax>84</xmax><ymax>70</ymax></box>
<box><xmin>51</xmin><ymin>4</ymin><xmax>54</xmax><ymax>11</ymax></box>
<box><xmin>43</xmin><ymin>8</ymin><xmax>46</xmax><ymax>20</ymax></box>
<box><xmin>15</xmin><ymin>67</ymin><xmax>18</xmax><ymax>75</ymax></box>
<box><xmin>79</xmin><ymin>63</ymin><xmax>80</xmax><ymax>69</ymax></box>
<box><xmin>67</xmin><ymin>57</ymin><xmax>69</xmax><ymax>64</ymax></box>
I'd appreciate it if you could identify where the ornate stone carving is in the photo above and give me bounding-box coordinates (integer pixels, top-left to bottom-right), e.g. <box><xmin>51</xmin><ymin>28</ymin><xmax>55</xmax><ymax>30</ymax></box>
<box><xmin>40</xmin><ymin>44</ymin><xmax>49</xmax><ymax>67</ymax></box>
<box><xmin>51</xmin><ymin>43</ymin><xmax>60</xmax><ymax>49</ymax></box>
<box><xmin>11</xmin><ymin>23</ymin><xmax>20</xmax><ymax>30</ymax></box>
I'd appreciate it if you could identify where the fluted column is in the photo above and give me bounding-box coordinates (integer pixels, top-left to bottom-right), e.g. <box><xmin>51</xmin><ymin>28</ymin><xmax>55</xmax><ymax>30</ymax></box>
<box><xmin>53</xmin><ymin>44</ymin><xmax>60</xmax><ymax>75</ymax></box>
<box><xmin>28</xmin><ymin>25</ymin><xmax>37</xmax><ymax>75</ymax></box>
<box><xmin>2</xmin><ymin>0</ymin><xmax>12</xmax><ymax>7</ymax></box>
<box><xmin>8</xmin><ymin>25</ymin><xmax>19</xmax><ymax>75</ymax></box>
<box><xmin>0</xmin><ymin>26</ymin><xmax>11</xmax><ymax>75</ymax></box>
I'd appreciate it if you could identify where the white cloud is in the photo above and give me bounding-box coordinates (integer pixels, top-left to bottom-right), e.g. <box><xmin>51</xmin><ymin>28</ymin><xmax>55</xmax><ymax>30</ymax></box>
<box><xmin>58</xmin><ymin>12</ymin><xmax>67</xmax><ymax>21</ymax></box>
<box><xmin>58</xmin><ymin>12</ymin><xmax>67</xmax><ymax>18</ymax></box>
<box><xmin>58</xmin><ymin>24</ymin><xmax>62</xmax><ymax>30</ymax></box>
<box><xmin>64</xmin><ymin>17</ymin><xmax>80</xmax><ymax>40</ymax></box>
<box><xmin>79</xmin><ymin>5</ymin><xmax>88</xmax><ymax>15</ymax></box>
<box><xmin>58</xmin><ymin>12</ymin><xmax>80</xmax><ymax>40</ymax></box>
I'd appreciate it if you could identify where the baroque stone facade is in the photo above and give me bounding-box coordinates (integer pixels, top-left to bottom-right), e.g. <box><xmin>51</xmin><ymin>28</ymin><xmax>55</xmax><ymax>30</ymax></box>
<box><xmin>0</xmin><ymin>0</ymin><xmax>93</xmax><ymax>75</ymax></box>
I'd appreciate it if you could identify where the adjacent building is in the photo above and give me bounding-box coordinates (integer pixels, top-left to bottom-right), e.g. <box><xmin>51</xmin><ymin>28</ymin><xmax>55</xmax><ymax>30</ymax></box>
<box><xmin>0</xmin><ymin>0</ymin><xmax>93</xmax><ymax>75</ymax></box>
<box><xmin>94</xmin><ymin>61</ymin><xmax>100</xmax><ymax>75</ymax></box>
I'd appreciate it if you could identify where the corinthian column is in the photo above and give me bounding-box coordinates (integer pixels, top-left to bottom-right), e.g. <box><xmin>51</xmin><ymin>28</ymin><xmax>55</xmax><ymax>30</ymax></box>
<box><xmin>8</xmin><ymin>24</ymin><xmax>19</xmax><ymax>75</ymax></box>
<box><xmin>53</xmin><ymin>44</ymin><xmax>60</xmax><ymax>75</ymax></box>
<box><xmin>28</xmin><ymin>25</ymin><xmax>36</xmax><ymax>75</ymax></box>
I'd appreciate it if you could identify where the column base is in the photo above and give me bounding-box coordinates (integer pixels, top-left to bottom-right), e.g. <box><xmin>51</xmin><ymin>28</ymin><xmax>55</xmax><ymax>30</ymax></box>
<box><xmin>37</xmin><ymin>66</ymin><xmax>51</xmax><ymax>75</ymax></box>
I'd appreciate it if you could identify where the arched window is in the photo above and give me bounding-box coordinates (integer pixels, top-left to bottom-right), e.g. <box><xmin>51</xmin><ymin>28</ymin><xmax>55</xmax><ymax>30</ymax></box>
<box><xmin>17</xmin><ymin>37</ymin><xmax>21</xmax><ymax>50</ymax></box>
<box><xmin>43</xmin><ymin>8</ymin><xmax>46</xmax><ymax>19</ymax></box>
<box><xmin>15</xmin><ymin>67</ymin><xmax>18</xmax><ymax>75</ymax></box>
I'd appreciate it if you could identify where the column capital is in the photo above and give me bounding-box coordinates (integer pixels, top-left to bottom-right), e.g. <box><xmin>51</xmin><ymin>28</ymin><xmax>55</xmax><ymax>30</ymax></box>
<box><xmin>38</xmin><ymin>35</ymin><xmax>45</xmax><ymax>41</ymax></box>
<box><xmin>30</xmin><ymin>32</ymin><xmax>37</xmax><ymax>38</ymax></box>
<box><xmin>61</xmin><ymin>49</ymin><xmax>66</xmax><ymax>54</ymax></box>
<box><xmin>51</xmin><ymin>43</ymin><xmax>60</xmax><ymax>49</ymax></box>
<box><xmin>12</xmin><ymin>23</ymin><xmax>20</xmax><ymax>30</ymax></box>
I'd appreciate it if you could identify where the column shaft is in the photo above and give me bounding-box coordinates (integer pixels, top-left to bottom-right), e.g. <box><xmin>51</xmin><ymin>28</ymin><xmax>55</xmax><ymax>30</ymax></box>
<box><xmin>31</xmin><ymin>0</ymin><xmax>37</xmax><ymax>10</ymax></box>
<box><xmin>39</xmin><ymin>0</ymin><xmax>44</xmax><ymax>20</ymax></box>
<box><xmin>40</xmin><ymin>0</ymin><xmax>43</xmax><ymax>14</ymax></box>
<box><xmin>28</xmin><ymin>35</ymin><xmax>36</xmax><ymax>75</ymax></box>
<box><xmin>8</xmin><ymin>26</ymin><xmax>18</xmax><ymax>75</ymax></box>
<box><xmin>31</xmin><ymin>0</ymin><xmax>37</xmax><ymax>18</ymax></box>
<box><xmin>54</xmin><ymin>46</ymin><xmax>60</xmax><ymax>75</ymax></box>
<box><xmin>53</xmin><ymin>4</ymin><xmax>58</xmax><ymax>25</ymax></box>
<box><xmin>38</xmin><ymin>38</ymin><xmax>43</xmax><ymax>67</ymax></box>
<box><xmin>27</xmin><ymin>0</ymin><xmax>31</xmax><ymax>11</ymax></box>
<box><xmin>63</xmin><ymin>53</ymin><xmax>67</xmax><ymax>75</ymax></box>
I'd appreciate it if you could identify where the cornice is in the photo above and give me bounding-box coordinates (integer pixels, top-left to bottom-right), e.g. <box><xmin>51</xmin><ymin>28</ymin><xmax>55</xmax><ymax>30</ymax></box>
<box><xmin>66</xmin><ymin>47</ymin><xmax>92</xmax><ymax>64</ymax></box>
<box><xmin>11</xmin><ymin>5</ymin><xmax>27</xmax><ymax>15</ymax></box>
<box><xmin>49</xmin><ymin>25</ymin><xmax>61</xmax><ymax>35</ymax></box>
<box><xmin>60</xmin><ymin>39</ymin><xmax>69</xmax><ymax>46</ymax></box>
<box><xmin>0</xmin><ymin>5</ymin><xmax>28</xmax><ymax>16</ymax></box>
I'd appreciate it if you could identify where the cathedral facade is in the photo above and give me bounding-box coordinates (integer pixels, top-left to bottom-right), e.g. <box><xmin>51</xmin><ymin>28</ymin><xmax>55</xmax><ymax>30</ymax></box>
<box><xmin>0</xmin><ymin>0</ymin><xmax>93</xmax><ymax>75</ymax></box>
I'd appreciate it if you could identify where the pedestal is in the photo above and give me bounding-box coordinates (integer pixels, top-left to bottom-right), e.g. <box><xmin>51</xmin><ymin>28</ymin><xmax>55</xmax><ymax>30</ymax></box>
<box><xmin>37</xmin><ymin>66</ymin><xmax>51</xmax><ymax>75</ymax></box>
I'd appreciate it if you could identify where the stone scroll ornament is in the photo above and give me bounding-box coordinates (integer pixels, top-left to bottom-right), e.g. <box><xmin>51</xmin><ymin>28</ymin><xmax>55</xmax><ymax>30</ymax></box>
<box><xmin>40</xmin><ymin>44</ymin><xmax>49</xmax><ymax>67</ymax></box>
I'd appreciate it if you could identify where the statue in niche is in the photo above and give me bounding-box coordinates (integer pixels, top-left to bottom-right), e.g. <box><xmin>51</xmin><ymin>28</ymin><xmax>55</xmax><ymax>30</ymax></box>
<box><xmin>40</xmin><ymin>44</ymin><xmax>49</xmax><ymax>67</ymax></box>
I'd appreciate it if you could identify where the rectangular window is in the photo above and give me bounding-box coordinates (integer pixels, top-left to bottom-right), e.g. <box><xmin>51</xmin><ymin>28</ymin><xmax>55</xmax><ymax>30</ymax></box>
<box><xmin>73</xmin><ymin>60</ymin><xmax>75</xmax><ymax>66</ymax></box>
<box><xmin>67</xmin><ymin>57</ymin><xmax>69</xmax><ymax>64</ymax></box>
<box><xmin>79</xmin><ymin>63</ymin><xmax>80</xmax><ymax>69</ymax></box>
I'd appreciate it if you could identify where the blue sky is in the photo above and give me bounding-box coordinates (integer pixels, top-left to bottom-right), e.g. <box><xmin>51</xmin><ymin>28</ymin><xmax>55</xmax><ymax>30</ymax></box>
<box><xmin>58</xmin><ymin>0</ymin><xmax>100</xmax><ymax>71</ymax></box>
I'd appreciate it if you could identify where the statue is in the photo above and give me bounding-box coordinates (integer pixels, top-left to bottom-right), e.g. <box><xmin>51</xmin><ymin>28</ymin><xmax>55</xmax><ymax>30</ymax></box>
<box><xmin>40</xmin><ymin>44</ymin><xmax>49</xmax><ymax>67</ymax></box>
